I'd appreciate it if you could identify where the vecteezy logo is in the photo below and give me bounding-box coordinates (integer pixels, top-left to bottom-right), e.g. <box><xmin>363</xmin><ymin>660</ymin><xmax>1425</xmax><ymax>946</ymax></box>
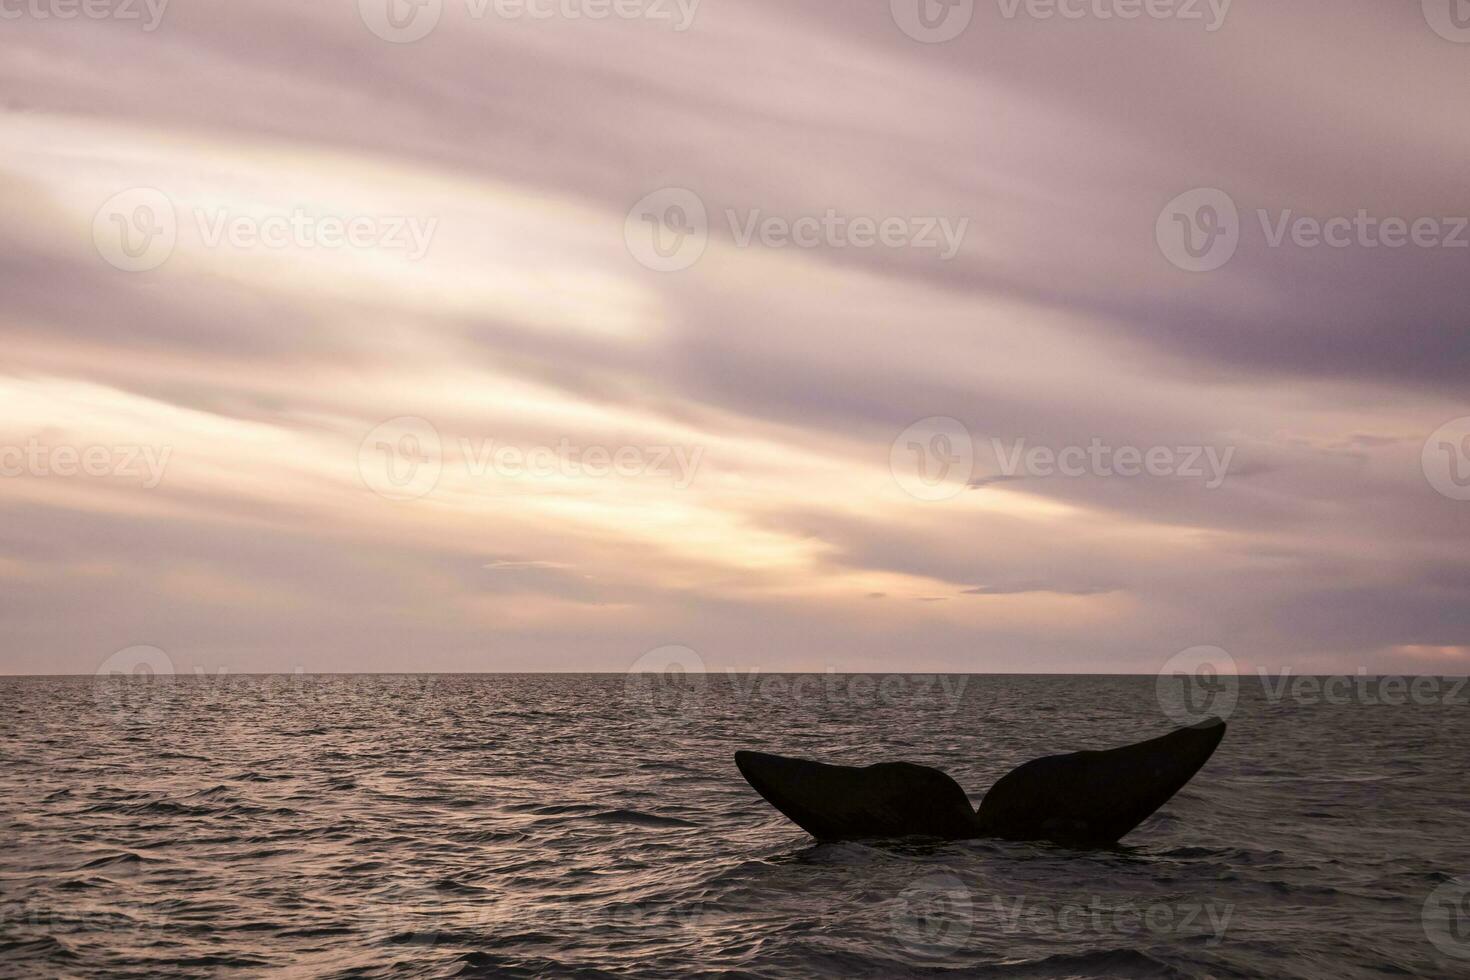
<box><xmin>93</xmin><ymin>188</ymin><xmax>177</xmax><ymax>272</ymax></box>
<box><xmin>93</xmin><ymin>644</ymin><xmax>176</xmax><ymax>724</ymax></box>
<box><xmin>624</xmin><ymin>188</ymin><xmax>708</xmax><ymax>272</ymax></box>
<box><xmin>1424</xmin><ymin>880</ymin><xmax>1470</xmax><ymax>959</ymax></box>
<box><xmin>361</xmin><ymin>874</ymin><xmax>448</xmax><ymax>947</ymax></box>
<box><xmin>358</xmin><ymin>416</ymin><xmax>443</xmax><ymax>501</ymax></box>
<box><xmin>1156</xmin><ymin>188</ymin><xmax>1240</xmax><ymax>273</ymax></box>
<box><xmin>624</xmin><ymin>644</ymin><xmax>707</xmax><ymax>722</ymax></box>
<box><xmin>359</xmin><ymin>0</ymin><xmax>443</xmax><ymax>42</ymax></box>
<box><xmin>1156</xmin><ymin>645</ymin><xmax>1239</xmax><ymax>724</ymax></box>
<box><xmin>1423</xmin><ymin>417</ymin><xmax>1470</xmax><ymax>501</ymax></box>
<box><xmin>1423</xmin><ymin>0</ymin><xmax>1470</xmax><ymax>43</ymax></box>
<box><xmin>890</xmin><ymin>0</ymin><xmax>974</xmax><ymax>42</ymax></box>
<box><xmin>890</xmin><ymin>417</ymin><xmax>974</xmax><ymax>501</ymax></box>
<box><xmin>891</xmin><ymin>874</ymin><xmax>972</xmax><ymax>959</ymax></box>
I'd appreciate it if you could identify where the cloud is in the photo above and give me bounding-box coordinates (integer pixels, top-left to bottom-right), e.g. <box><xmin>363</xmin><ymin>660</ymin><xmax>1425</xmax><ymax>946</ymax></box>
<box><xmin>0</xmin><ymin>0</ymin><xmax>1465</xmax><ymax>673</ymax></box>
<box><xmin>962</xmin><ymin>584</ymin><xmax>1118</xmax><ymax>597</ymax></box>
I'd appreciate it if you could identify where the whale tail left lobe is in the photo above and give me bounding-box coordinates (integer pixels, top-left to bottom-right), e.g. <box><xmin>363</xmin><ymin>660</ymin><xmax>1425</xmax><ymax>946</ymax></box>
<box><xmin>733</xmin><ymin>751</ymin><xmax>982</xmax><ymax>842</ymax></box>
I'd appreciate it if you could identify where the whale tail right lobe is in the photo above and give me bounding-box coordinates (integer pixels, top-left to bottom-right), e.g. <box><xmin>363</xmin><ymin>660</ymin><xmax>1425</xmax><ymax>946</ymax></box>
<box><xmin>974</xmin><ymin>716</ymin><xmax>1226</xmax><ymax>846</ymax></box>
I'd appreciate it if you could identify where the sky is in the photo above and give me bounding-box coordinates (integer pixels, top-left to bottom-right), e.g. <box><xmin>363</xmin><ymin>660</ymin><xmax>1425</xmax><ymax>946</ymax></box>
<box><xmin>1</xmin><ymin>0</ymin><xmax>1467</xmax><ymax>676</ymax></box>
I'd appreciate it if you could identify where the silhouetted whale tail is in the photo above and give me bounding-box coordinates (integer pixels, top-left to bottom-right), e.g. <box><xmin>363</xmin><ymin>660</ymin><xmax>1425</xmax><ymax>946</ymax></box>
<box><xmin>735</xmin><ymin>717</ymin><xmax>1225</xmax><ymax>847</ymax></box>
<box><xmin>974</xmin><ymin>716</ymin><xmax>1226</xmax><ymax>846</ymax></box>
<box><xmin>733</xmin><ymin>752</ymin><xmax>983</xmax><ymax>842</ymax></box>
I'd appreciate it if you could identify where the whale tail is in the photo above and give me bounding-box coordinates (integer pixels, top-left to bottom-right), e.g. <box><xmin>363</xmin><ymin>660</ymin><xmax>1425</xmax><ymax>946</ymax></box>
<box><xmin>735</xmin><ymin>717</ymin><xmax>1226</xmax><ymax>847</ymax></box>
<box><xmin>974</xmin><ymin>716</ymin><xmax>1226</xmax><ymax>846</ymax></box>
<box><xmin>733</xmin><ymin>751</ymin><xmax>983</xmax><ymax>842</ymax></box>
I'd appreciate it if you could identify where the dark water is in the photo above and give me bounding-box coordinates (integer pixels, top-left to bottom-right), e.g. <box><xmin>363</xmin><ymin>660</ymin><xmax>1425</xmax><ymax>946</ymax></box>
<box><xmin>2</xmin><ymin>673</ymin><xmax>1467</xmax><ymax>979</ymax></box>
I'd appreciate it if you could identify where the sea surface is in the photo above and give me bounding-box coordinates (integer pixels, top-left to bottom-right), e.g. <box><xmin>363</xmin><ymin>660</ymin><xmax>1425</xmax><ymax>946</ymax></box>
<box><xmin>1</xmin><ymin>673</ymin><xmax>1466</xmax><ymax>979</ymax></box>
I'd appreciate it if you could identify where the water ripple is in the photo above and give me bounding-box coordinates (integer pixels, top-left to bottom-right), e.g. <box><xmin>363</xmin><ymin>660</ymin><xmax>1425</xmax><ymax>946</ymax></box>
<box><xmin>1</xmin><ymin>674</ymin><xmax>1464</xmax><ymax>978</ymax></box>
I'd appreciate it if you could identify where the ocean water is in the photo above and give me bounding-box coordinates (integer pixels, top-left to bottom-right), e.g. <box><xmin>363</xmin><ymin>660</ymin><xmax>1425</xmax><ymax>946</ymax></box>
<box><xmin>1</xmin><ymin>672</ymin><xmax>1466</xmax><ymax>979</ymax></box>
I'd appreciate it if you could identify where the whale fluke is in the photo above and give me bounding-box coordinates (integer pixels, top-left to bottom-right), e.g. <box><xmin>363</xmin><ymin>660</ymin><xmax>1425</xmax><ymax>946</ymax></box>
<box><xmin>974</xmin><ymin>716</ymin><xmax>1226</xmax><ymax>846</ymax></box>
<box><xmin>735</xmin><ymin>717</ymin><xmax>1225</xmax><ymax>847</ymax></box>
<box><xmin>734</xmin><ymin>752</ymin><xmax>983</xmax><ymax>841</ymax></box>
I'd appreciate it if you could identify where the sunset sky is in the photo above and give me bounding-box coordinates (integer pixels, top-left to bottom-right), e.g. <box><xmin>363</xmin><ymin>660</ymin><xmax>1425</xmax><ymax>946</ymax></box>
<box><xmin>2</xmin><ymin>0</ymin><xmax>1467</xmax><ymax>675</ymax></box>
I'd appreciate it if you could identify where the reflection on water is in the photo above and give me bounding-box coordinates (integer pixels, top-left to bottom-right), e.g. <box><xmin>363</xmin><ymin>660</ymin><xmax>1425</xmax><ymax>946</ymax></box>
<box><xmin>1</xmin><ymin>673</ymin><xmax>1465</xmax><ymax>978</ymax></box>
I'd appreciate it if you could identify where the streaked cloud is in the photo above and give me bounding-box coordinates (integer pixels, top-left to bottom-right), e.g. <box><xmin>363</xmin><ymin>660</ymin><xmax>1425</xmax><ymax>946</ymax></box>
<box><xmin>0</xmin><ymin>0</ymin><xmax>1465</xmax><ymax>675</ymax></box>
